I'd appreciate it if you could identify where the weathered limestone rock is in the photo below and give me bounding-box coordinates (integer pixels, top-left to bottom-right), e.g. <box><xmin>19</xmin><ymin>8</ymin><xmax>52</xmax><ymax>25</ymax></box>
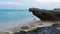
<box><xmin>29</xmin><ymin>8</ymin><xmax>60</xmax><ymax>21</ymax></box>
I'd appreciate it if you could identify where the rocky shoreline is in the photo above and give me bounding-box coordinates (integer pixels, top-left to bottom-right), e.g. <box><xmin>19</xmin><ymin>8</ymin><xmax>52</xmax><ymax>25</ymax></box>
<box><xmin>0</xmin><ymin>21</ymin><xmax>60</xmax><ymax>34</ymax></box>
<box><xmin>29</xmin><ymin>8</ymin><xmax>60</xmax><ymax>21</ymax></box>
<box><xmin>14</xmin><ymin>23</ymin><xmax>60</xmax><ymax>34</ymax></box>
<box><xmin>0</xmin><ymin>8</ymin><xmax>60</xmax><ymax>34</ymax></box>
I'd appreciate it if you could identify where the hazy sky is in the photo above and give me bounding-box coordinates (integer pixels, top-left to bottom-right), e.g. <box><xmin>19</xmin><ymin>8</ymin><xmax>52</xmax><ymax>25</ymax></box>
<box><xmin>0</xmin><ymin>0</ymin><xmax>60</xmax><ymax>10</ymax></box>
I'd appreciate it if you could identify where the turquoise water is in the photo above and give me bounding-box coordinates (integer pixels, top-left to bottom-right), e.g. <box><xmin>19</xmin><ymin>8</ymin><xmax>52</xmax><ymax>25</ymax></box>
<box><xmin>0</xmin><ymin>10</ymin><xmax>32</xmax><ymax>22</ymax></box>
<box><xmin>0</xmin><ymin>10</ymin><xmax>40</xmax><ymax>31</ymax></box>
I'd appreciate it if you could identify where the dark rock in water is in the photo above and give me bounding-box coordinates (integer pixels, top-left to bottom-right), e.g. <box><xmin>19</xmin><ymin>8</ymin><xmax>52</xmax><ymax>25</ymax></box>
<box><xmin>13</xmin><ymin>24</ymin><xmax>60</xmax><ymax>34</ymax></box>
<box><xmin>13</xmin><ymin>32</ymin><xmax>20</xmax><ymax>34</ymax></box>
<box><xmin>13</xmin><ymin>31</ymin><xmax>26</xmax><ymax>34</ymax></box>
<box><xmin>29</xmin><ymin>8</ymin><xmax>60</xmax><ymax>21</ymax></box>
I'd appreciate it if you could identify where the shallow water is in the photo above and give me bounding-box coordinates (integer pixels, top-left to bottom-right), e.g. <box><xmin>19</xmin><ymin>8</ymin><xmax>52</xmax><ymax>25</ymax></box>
<box><xmin>0</xmin><ymin>10</ymin><xmax>40</xmax><ymax>31</ymax></box>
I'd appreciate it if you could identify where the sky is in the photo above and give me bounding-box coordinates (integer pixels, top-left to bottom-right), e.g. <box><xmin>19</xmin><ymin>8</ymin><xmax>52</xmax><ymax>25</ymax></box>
<box><xmin>0</xmin><ymin>0</ymin><xmax>60</xmax><ymax>10</ymax></box>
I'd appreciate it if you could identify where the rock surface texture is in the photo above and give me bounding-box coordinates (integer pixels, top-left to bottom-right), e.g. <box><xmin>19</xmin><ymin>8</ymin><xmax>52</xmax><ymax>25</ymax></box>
<box><xmin>13</xmin><ymin>24</ymin><xmax>60</xmax><ymax>34</ymax></box>
<box><xmin>29</xmin><ymin>8</ymin><xmax>60</xmax><ymax>21</ymax></box>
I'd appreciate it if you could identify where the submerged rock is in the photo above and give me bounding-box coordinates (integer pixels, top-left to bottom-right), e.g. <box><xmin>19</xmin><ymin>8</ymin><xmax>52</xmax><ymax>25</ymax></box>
<box><xmin>29</xmin><ymin>8</ymin><xmax>60</xmax><ymax>21</ymax></box>
<box><xmin>13</xmin><ymin>24</ymin><xmax>60</xmax><ymax>34</ymax></box>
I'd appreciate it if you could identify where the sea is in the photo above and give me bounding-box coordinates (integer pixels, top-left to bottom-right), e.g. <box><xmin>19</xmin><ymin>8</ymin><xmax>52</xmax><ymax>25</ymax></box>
<box><xmin>0</xmin><ymin>10</ymin><xmax>40</xmax><ymax>31</ymax></box>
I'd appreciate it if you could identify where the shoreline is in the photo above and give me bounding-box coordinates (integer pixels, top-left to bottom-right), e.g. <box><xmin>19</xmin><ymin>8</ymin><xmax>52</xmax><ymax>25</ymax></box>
<box><xmin>8</xmin><ymin>21</ymin><xmax>54</xmax><ymax>33</ymax></box>
<box><xmin>0</xmin><ymin>21</ymin><xmax>60</xmax><ymax>34</ymax></box>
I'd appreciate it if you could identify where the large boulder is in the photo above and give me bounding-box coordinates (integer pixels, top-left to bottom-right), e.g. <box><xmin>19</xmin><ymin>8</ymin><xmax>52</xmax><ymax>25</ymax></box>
<box><xmin>29</xmin><ymin>8</ymin><xmax>60</xmax><ymax>21</ymax></box>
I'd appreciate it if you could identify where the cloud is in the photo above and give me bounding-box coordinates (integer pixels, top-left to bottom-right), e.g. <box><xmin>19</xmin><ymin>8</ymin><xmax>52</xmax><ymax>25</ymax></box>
<box><xmin>35</xmin><ymin>0</ymin><xmax>60</xmax><ymax>4</ymax></box>
<box><xmin>0</xmin><ymin>2</ymin><xmax>24</xmax><ymax>5</ymax></box>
